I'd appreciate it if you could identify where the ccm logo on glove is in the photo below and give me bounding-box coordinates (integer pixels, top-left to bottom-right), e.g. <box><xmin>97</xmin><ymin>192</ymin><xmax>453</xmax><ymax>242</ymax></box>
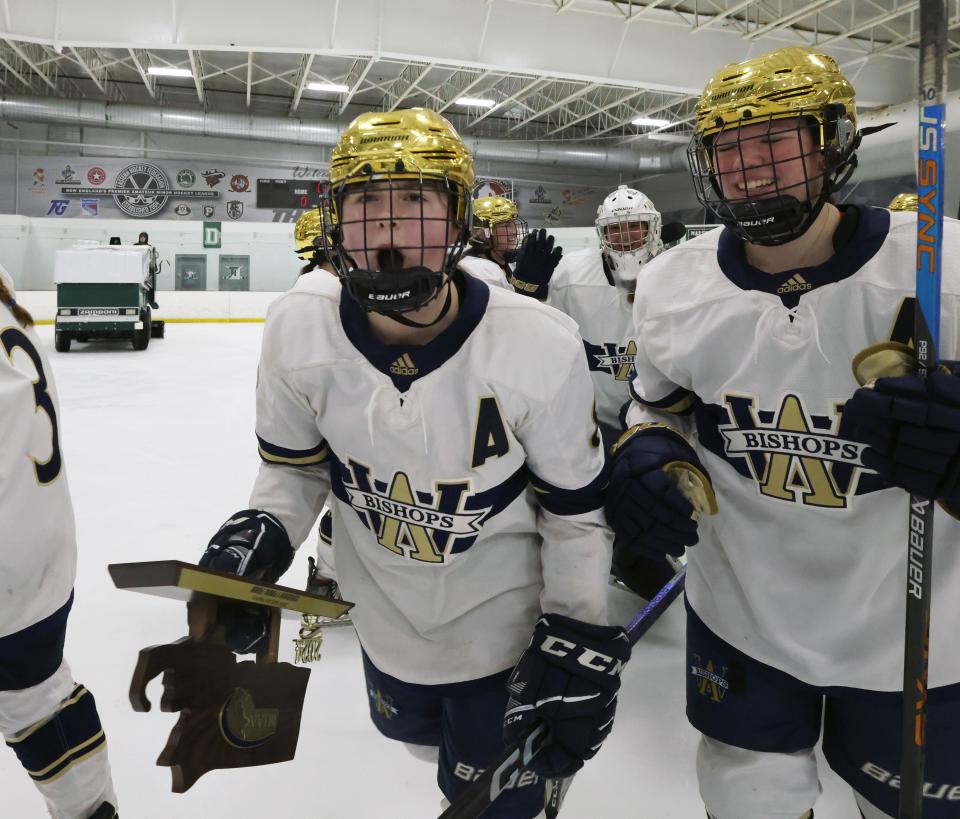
<box><xmin>539</xmin><ymin>636</ymin><xmax>628</xmax><ymax>675</ymax></box>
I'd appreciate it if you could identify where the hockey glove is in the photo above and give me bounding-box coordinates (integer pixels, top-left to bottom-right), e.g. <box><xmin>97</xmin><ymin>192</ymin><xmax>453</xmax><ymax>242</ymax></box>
<box><xmin>605</xmin><ymin>423</ymin><xmax>717</xmax><ymax>560</ymax></box>
<box><xmin>509</xmin><ymin>229</ymin><xmax>562</xmax><ymax>300</ymax></box>
<box><xmin>844</xmin><ymin>369</ymin><xmax>960</xmax><ymax>502</ymax></box>
<box><xmin>503</xmin><ymin>613</ymin><xmax>631</xmax><ymax>778</ymax></box>
<box><xmin>611</xmin><ymin>544</ymin><xmax>680</xmax><ymax>601</ymax></box>
<box><xmin>199</xmin><ymin>509</ymin><xmax>295</xmax><ymax>654</ymax></box>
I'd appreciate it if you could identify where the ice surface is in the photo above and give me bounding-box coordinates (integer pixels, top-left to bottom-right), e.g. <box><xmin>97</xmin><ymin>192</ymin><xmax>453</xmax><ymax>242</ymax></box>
<box><xmin>2</xmin><ymin>324</ymin><xmax>859</xmax><ymax>818</ymax></box>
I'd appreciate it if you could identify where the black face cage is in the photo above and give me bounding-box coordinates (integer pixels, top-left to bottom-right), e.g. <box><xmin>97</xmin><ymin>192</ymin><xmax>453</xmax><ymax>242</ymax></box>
<box><xmin>687</xmin><ymin>105</ymin><xmax>859</xmax><ymax>246</ymax></box>
<box><xmin>490</xmin><ymin>217</ymin><xmax>529</xmax><ymax>252</ymax></box>
<box><xmin>322</xmin><ymin>173</ymin><xmax>471</xmax><ymax>314</ymax></box>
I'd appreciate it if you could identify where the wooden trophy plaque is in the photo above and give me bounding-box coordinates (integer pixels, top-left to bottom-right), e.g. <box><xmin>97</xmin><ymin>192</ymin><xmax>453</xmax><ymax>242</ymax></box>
<box><xmin>109</xmin><ymin>560</ymin><xmax>353</xmax><ymax>792</ymax></box>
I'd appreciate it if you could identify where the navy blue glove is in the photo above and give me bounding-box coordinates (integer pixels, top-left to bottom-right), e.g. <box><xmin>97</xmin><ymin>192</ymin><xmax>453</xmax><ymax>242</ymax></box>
<box><xmin>844</xmin><ymin>370</ymin><xmax>960</xmax><ymax>501</ymax></box>
<box><xmin>611</xmin><ymin>543</ymin><xmax>679</xmax><ymax>600</ymax></box>
<box><xmin>200</xmin><ymin>509</ymin><xmax>294</xmax><ymax>654</ymax></box>
<box><xmin>509</xmin><ymin>229</ymin><xmax>562</xmax><ymax>300</ymax></box>
<box><xmin>605</xmin><ymin>424</ymin><xmax>713</xmax><ymax>559</ymax></box>
<box><xmin>503</xmin><ymin>614</ymin><xmax>630</xmax><ymax>778</ymax></box>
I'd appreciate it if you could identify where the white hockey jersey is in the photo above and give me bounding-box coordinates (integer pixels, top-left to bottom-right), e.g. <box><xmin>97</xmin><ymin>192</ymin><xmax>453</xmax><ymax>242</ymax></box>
<box><xmin>0</xmin><ymin>274</ymin><xmax>76</xmax><ymax>638</ymax></box>
<box><xmin>548</xmin><ymin>248</ymin><xmax>635</xmax><ymax>430</ymax></box>
<box><xmin>627</xmin><ymin>206</ymin><xmax>960</xmax><ymax>691</ymax></box>
<box><xmin>250</xmin><ymin>271</ymin><xmax>610</xmax><ymax>685</ymax></box>
<box><xmin>456</xmin><ymin>255</ymin><xmax>512</xmax><ymax>291</ymax></box>
<box><xmin>308</xmin><ymin>256</ymin><xmax>512</xmax><ymax>583</ymax></box>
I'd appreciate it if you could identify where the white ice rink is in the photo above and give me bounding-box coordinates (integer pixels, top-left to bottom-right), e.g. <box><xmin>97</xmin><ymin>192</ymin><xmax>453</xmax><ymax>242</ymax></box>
<box><xmin>3</xmin><ymin>323</ymin><xmax>863</xmax><ymax>818</ymax></box>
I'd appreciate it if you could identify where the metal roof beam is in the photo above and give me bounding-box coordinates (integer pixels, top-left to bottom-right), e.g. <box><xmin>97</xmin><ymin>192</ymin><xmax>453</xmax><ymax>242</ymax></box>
<box><xmin>338</xmin><ymin>55</ymin><xmax>375</xmax><ymax>114</ymax></box>
<box><xmin>818</xmin><ymin>2</ymin><xmax>920</xmax><ymax>47</ymax></box>
<box><xmin>437</xmin><ymin>68</ymin><xmax>496</xmax><ymax>113</ymax></box>
<box><xmin>246</xmin><ymin>51</ymin><xmax>252</xmax><ymax>108</ymax></box>
<box><xmin>588</xmin><ymin>93</ymin><xmax>696</xmax><ymax>139</ymax></box>
<box><xmin>744</xmin><ymin>0</ymin><xmax>845</xmax><ymax>40</ymax></box>
<box><xmin>542</xmin><ymin>87</ymin><xmax>644</xmax><ymax>136</ymax></box>
<box><xmin>3</xmin><ymin>39</ymin><xmax>57</xmax><ymax>91</ymax></box>
<box><xmin>691</xmin><ymin>0</ymin><xmax>755</xmax><ymax>33</ymax></box>
<box><xmin>68</xmin><ymin>47</ymin><xmax>106</xmax><ymax>95</ymax></box>
<box><xmin>506</xmin><ymin>82</ymin><xmax>601</xmax><ymax>132</ymax></box>
<box><xmin>385</xmin><ymin>61</ymin><xmax>435</xmax><ymax>111</ymax></box>
<box><xmin>288</xmin><ymin>52</ymin><xmax>316</xmax><ymax>114</ymax></box>
<box><xmin>188</xmin><ymin>49</ymin><xmax>204</xmax><ymax>105</ymax></box>
<box><xmin>127</xmin><ymin>47</ymin><xmax>157</xmax><ymax>99</ymax></box>
<box><xmin>467</xmin><ymin>75</ymin><xmax>549</xmax><ymax>128</ymax></box>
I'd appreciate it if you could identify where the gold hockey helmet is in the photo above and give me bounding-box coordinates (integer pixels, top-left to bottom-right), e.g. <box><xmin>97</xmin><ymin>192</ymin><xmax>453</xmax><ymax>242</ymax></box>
<box><xmin>328</xmin><ymin>108</ymin><xmax>474</xmax><ymax>221</ymax></box>
<box><xmin>325</xmin><ymin>108</ymin><xmax>475</xmax><ymax>317</ymax></box>
<box><xmin>888</xmin><ymin>192</ymin><xmax>919</xmax><ymax>212</ymax></box>
<box><xmin>473</xmin><ymin>196</ymin><xmax>519</xmax><ymax>227</ymax></box>
<box><xmin>293</xmin><ymin>208</ymin><xmax>323</xmax><ymax>259</ymax></box>
<box><xmin>694</xmin><ymin>46</ymin><xmax>857</xmax><ymax>143</ymax></box>
<box><xmin>688</xmin><ymin>46</ymin><xmax>861</xmax><ymax>246</ymax></box>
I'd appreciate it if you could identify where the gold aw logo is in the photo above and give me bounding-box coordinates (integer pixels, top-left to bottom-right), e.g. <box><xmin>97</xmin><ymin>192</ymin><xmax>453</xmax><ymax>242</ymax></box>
<box><xmin>690</xmin><ymin>655</ymin><xmax>730</xmax><ymax>703</ymax></box>
<box><xmin>586</xmin><ymin>339</ymin><xmax>637</xmax><ymax>381</ymax></box>
<box><xmin>718</xmin><ymin>393</ymin><xmax>868</xmax><ymax>508</ymax></box>
<box><xmin>340</xmin><ymin>459</ymin><xmax>490</xmax><ymax>563</ymax></box>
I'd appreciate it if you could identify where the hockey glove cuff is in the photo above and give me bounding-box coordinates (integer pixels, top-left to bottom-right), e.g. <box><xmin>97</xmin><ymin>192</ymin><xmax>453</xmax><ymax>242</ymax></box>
<box><xmin>503</xmin><ymin>613</ymin><xmax>631</xmax><ymax>778</ymax></box>
<box><xmin>605</xmin><ymin>423</ymin><xmax>716</xmax><ymax>559</ymax></box>
<box><xmin>844</xmin><ymin>370</ymin><xmax>960</xmax><ymax>502</ymax></box>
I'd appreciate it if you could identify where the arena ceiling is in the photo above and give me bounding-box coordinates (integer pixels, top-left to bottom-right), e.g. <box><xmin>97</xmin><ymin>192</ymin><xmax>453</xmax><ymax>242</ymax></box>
<box><xmin>0</xmin><ymin>0</ymin><xmax>956</xmax><ymax>146</ymax></box>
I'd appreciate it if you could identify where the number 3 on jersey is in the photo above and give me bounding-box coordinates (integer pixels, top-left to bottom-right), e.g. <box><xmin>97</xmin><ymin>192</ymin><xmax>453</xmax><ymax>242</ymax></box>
<box><xmin>1</xmin><ymin>327</ymin><xmax>62</xmax><ymax>484</ymax></box>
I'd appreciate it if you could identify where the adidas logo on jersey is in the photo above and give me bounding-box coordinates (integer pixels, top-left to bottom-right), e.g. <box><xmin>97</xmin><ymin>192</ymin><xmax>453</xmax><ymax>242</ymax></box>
<box><xmin>776</xmin><ymin>274</ymin><xmax>812</xmax><ymax>294</ymax></box>
<box><xmin>389</xmin><ymin>353</ymin><xmax>418</xmax><ymax>376</ymax></box>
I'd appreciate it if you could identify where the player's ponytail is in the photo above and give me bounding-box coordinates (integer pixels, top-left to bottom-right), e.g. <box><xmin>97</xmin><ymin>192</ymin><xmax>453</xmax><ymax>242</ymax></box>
<box><xmin>0</xmin><ymin>277</ymin><xmax>33</xmax><ymax>327</ymax></box>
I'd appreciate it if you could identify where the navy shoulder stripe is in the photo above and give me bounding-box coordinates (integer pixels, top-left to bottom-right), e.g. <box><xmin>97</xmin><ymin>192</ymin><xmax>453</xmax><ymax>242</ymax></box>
<box><xmin>257</xmin><ymin>434</ymin><xmax>329</xmax><ymax>466</ymax></box>
<box><xmin>529</xmin><ymin>464</ymin><xmax>608</xmax><ymax>516</ymax></box>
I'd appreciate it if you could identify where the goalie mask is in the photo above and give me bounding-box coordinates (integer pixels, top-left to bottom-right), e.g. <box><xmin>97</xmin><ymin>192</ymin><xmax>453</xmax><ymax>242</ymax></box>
<box><xmin>688</xmin><ymin>46</ymin><xmax>860</xmax><ymax>246</ymax></box>
<box><xmin>596</xmin><ymin>185</ymin><xmax>663</xmax><ymax>292</ymax></box>
<box><xmin>323</xmin><ymin>108</ymin><xmax>474</xmax><ymax>320</ymax></box>
<box><xmin>472</xmin><ymin>196</ymin><xmax>528</xmax><ymax>262</ymax></box>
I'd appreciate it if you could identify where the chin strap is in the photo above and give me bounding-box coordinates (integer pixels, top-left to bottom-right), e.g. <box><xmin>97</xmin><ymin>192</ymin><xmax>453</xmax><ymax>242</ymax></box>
<box><xmin>380</xmin><ymin>278</ymin><xmax>454</xmax><ymax>329</ymax></box>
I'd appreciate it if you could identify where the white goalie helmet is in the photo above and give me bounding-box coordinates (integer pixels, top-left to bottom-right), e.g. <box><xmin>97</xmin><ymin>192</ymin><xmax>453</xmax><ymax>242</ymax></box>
<box><xmin>595</xmin><ymin>185</ymin><xmax>663</xmax><ymax>291</ymax></box>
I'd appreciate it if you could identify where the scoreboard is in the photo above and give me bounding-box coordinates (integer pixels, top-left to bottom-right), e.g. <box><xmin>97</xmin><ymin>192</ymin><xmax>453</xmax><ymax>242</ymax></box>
<box><xmin>256</xmin><ymin>179</ymin><xmax>328</xmax><ymax>210</ymax></box>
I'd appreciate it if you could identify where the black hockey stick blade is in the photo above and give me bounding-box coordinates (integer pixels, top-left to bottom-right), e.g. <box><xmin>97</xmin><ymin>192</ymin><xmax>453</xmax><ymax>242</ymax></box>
<box><xmin>438</xmin><ymin>565</ymin><xmax>687</xmax><ymax>819</ymax></box>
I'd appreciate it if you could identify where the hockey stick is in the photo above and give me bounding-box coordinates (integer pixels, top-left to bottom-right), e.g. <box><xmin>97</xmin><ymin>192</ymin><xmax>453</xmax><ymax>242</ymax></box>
<box><xmin>899</xmin><ymin>3</ymin><xmax>946</xmax><ymax>817</ymax></box>
<box><xmin>438</xmin><ymin>564</ymin><xmax>687</xmax><ymax>819</ymax></box>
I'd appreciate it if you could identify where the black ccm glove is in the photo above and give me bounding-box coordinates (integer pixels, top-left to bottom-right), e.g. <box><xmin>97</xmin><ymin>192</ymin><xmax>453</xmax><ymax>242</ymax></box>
<box><xmin>199</xmin><ymin>509</ymin><xmax>294</xmax><ymax>654</ymax></box>
<box><xmin>509</xmin><ymin>229</ymin><xmax>563</xmax><ymax>300</ymax></box>
<box><xmin>503</xmin><ymin>614</ymin><xmax>631</xmax><ymax>778</ymax></box>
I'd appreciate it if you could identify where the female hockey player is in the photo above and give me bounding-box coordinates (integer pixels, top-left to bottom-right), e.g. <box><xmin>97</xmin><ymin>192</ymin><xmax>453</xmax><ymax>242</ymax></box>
<box><xmin>293</xmin><ymin>207</ymin><xmax>335</xmax><ymax>276</ymax></box>
<box><xmin>199</xmin><ymin>108</ymin><xmax>628</xmax><ymax>817</ymax></box>
<box><xmin>462</xmin><ymin>195</ymin><xmax>527</xmax><ymax>278</ymax></box>
<box><xmin>605</xmin><ymin>46</ymin><xmax>960</xmax><ymax>819</ymax></box>
<box><xmin>0</xmin><ymin>269</ymin><xmax>118</xmax><ymax>818</ymax></box>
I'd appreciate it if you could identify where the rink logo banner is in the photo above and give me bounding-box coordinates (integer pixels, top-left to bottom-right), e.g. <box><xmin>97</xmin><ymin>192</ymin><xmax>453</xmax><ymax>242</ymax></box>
<box><xmin>585</xmin><ymin>339</ymin><xmax>637</xmax><ymax>381</ymax></box>
<box><xmin>59</xmin><ymin>162</ymin><xmax>218</xmax><ymax>219</ymax></box>
<box><xmin>690</xmin><ymin>655</ymin><xmax>730</xmax><ymax>703</ymax></box>
<box><xmin>716</xmin><ymin>393</ymin><xmax>867</xmax><ymax>509</ymax></box>
<box><xmin>337</xmin><ymin>459</ymin><xmax>492</xmax><ymax>564</ymax></box>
